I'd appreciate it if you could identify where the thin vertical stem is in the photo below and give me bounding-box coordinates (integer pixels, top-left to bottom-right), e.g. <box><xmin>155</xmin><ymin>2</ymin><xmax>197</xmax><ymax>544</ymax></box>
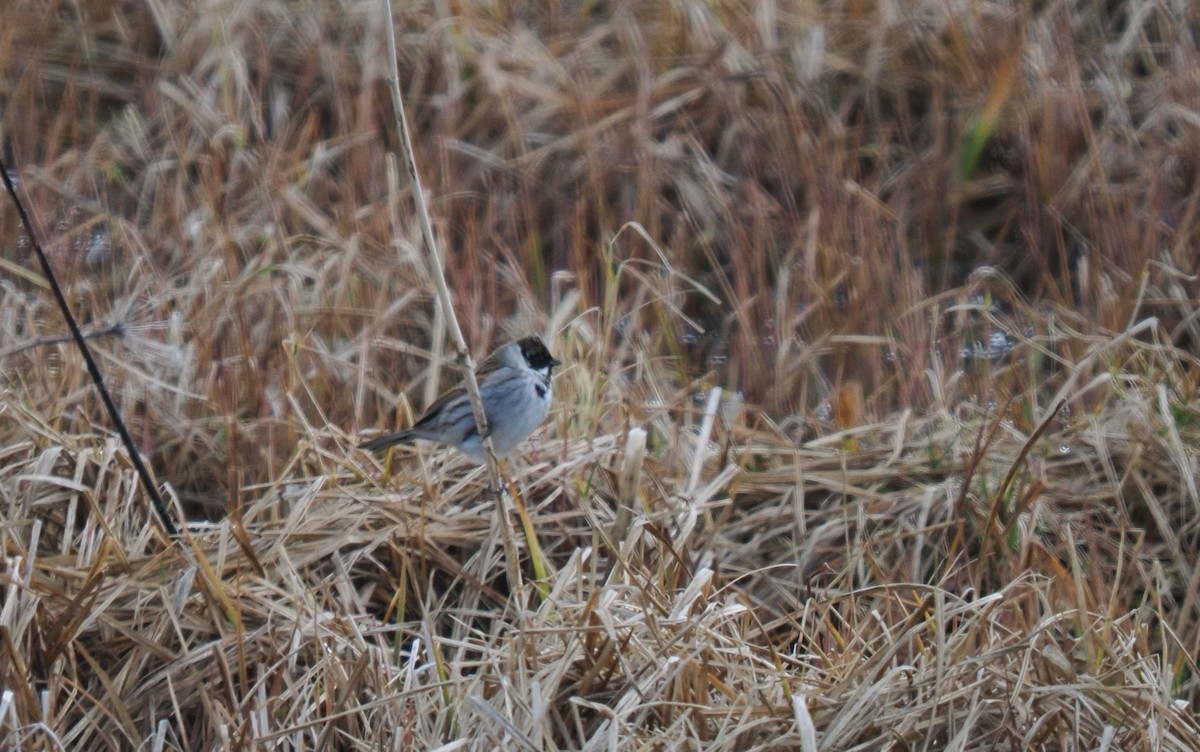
<box><xmin>379</xmin><ymin>1</ymin><xmax>524</xmax><ymax>598</ymax></box>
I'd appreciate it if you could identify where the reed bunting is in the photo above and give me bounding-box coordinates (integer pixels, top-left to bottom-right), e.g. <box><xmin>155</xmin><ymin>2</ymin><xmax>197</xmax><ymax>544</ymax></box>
<box><xmin>360</xmin><ymin>336</ymin><xmax>561</xmax><ymax>463</ymax></box>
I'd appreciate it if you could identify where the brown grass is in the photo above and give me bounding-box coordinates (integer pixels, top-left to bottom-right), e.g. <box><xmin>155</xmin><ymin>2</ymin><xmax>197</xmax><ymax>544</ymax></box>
<box><xmin>3</xmin><ymin>0</ymin><xmax>1200</xmax><ymax>748</ymax></box>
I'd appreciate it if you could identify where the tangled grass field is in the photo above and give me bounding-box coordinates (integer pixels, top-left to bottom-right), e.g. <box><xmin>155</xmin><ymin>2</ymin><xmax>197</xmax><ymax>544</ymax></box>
<box><xmin>3</xmin><ymin>1</ymin><xmax>1200</xmax><ymax>748</ymax></box>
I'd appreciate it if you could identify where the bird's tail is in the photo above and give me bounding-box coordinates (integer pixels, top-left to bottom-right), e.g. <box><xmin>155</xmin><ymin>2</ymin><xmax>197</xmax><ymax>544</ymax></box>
<box><xmin>358</xmin><ymin>430</ymin><xmax>418</xmax><ymax>452</ymax></box>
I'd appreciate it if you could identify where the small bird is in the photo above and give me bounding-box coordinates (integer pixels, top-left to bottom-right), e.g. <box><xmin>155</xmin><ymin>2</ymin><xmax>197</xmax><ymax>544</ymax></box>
<box><xmin>360</xmin><ymin>336</ymin><xmax>561</xmax><ymax>463</ymax></box>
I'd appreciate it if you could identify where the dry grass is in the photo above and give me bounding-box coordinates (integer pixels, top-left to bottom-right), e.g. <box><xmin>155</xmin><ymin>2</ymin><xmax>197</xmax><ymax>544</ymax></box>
<box><xmin>3</xmin><ymin>0</ymin><xmax>1200</xmax><ymax>748</ymax></box>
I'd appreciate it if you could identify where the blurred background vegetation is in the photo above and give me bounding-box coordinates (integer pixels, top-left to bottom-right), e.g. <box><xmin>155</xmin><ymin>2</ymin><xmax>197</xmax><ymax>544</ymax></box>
<box><xmin>4</xmin><ymin>3</ymin><xmax>1199</xmax><ymax>501</ymax></box>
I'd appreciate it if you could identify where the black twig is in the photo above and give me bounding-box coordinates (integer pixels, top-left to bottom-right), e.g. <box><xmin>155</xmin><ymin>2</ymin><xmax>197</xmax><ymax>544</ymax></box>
<box><xmin>0</xmin><ymin>161</ymin><xmax>179</xmax><ymax>536</ymax></box>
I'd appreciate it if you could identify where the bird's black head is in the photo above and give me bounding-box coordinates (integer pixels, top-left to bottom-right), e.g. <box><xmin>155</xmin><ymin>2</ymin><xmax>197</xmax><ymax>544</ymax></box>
<box><xmin>518</xmin><ymin>336</ymin><xmax>561</xmax><ymax>374</ymax></box>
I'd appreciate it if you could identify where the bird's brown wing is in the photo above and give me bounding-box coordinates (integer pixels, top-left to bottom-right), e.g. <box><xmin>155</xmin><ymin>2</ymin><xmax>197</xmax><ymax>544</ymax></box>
<box><xmin>411</xmin><ymin>383</ymin><xmax>466</xmax><ymax>430</ymax></box>
<box><xmin>473</xmin><ymin>347</ymin><xmax>507</xmax><ymax>379</ymax></box>
<box><xmin>412</xmin><ymin>345</ymin><xmax>505</xmax><ymax>430</ymax></box>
